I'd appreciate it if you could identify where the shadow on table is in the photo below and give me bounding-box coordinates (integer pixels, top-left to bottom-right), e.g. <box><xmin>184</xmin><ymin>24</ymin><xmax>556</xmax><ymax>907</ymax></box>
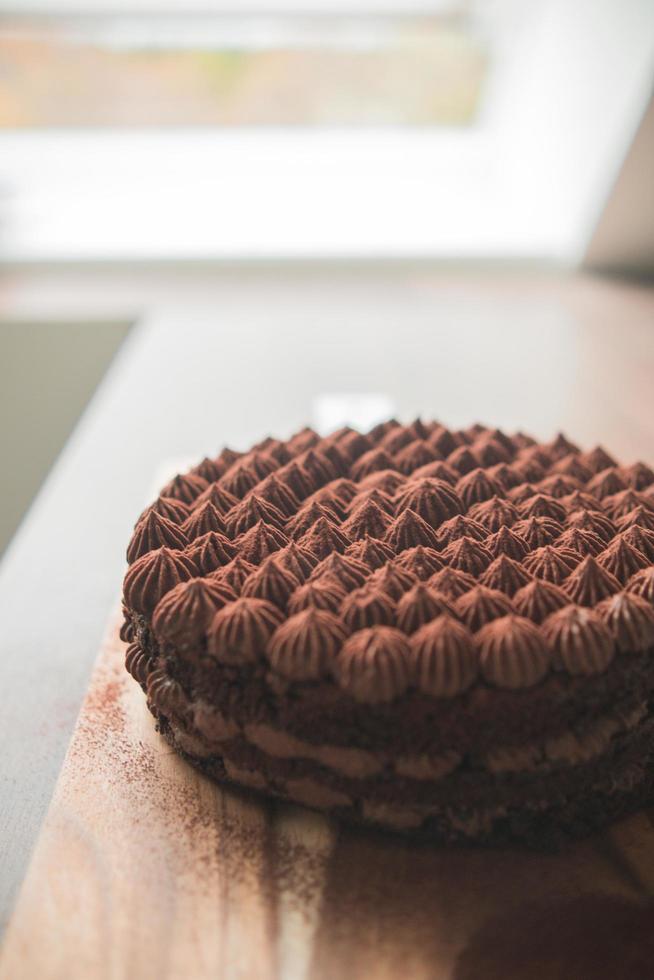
<box><xmin>301</xmin><ymin>811</ymin><xmax>654</xmax><ymax>979</ymax></box>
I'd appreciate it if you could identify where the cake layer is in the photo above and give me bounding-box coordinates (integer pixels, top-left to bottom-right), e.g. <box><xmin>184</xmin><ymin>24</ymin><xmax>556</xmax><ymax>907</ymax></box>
<box><xmin>157</xmin><ymin>702</ymin><xmax>654</xmax><ymax>812</ymax></box>
<box><xmin>131</xmin><ymin>624</ymin><xmax>654</xmax><ymax>757</ymax></box>
<box><xmin>162</xmin><ymin>713</ymin><xmax>654</xmax><ymax>845</ymax></box>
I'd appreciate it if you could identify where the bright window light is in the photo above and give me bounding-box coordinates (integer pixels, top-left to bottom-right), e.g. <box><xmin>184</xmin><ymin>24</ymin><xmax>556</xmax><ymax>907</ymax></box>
<box><xmin>0</xmin><ymin>0</ymin><xmax>652</xmax><ymax>263</ymax></box>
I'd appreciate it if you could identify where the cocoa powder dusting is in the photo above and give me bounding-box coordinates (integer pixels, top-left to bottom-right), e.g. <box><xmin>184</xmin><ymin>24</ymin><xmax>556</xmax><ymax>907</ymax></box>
<box><xmin>65</xmin><ymin>622</ymin><xmax>334</xmax><ymax>924</ymax></box>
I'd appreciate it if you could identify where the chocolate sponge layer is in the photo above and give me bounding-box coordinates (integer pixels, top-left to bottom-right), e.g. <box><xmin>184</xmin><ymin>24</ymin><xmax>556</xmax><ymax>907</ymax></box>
<box><xmin>159</xmin><ymin>711</ymin><xmax>654</xmax><ymax>848</ymax></box>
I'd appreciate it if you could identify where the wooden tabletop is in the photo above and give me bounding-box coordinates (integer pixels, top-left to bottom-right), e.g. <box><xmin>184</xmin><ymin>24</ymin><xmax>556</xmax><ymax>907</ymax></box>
<box><xmin>1</xmin><ymin>267</ymin><xmax>653</xmax><ymax>958</ymax></box>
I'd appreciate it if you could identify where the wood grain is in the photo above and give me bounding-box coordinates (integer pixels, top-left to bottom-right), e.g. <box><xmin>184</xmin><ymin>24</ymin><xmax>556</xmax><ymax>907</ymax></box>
<box><xmin>3</xmin><ymin>615</ymin><xmax>654</xmax><ymax>980</ymax></box>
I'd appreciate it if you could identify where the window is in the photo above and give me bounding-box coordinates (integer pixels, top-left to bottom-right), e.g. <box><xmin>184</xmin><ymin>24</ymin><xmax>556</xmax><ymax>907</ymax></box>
<box><xmin>0</xmin><ymin>1</ymin><xmax>652</xmax><ymax>262</ymax></box>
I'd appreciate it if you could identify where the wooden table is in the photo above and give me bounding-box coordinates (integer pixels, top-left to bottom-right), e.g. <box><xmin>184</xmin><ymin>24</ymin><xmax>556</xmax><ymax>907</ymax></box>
<box><xmin>1</xmin><ymin>268</ymin><xmax>654</xmax><ymax>976</ymax></box>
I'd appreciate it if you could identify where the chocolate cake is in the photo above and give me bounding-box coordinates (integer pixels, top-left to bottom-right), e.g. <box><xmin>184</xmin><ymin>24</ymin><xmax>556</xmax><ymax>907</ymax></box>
<box><xmin>121</xmin><ymin>421</ymin><xmax>654</xmax><ymax>846</ymax></box>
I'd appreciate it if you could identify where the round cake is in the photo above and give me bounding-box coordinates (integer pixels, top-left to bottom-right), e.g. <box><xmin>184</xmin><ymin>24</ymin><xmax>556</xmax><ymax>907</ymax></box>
<box><xmin>121</xmin><ymin>420</ymin><xmax>654</xmax><ymax>845</ymax></box>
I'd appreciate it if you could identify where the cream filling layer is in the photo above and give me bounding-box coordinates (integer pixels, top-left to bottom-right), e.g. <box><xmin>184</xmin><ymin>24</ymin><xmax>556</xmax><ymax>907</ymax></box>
<box><xmin>481</xmin><ymin>702</ymin><xmax>648</xmax><ymax>773</ymax></box>
<box><xmin>167</xmin><ymin>712</ymin><xmax>653</xmax><ymax>838</ymax></box>
<box><xmin>173</xmin><ymin>734</ymin><xmax>652</xmax><ymax>835</ymax></box>
<box><xmin>242</xmin><ymin>723</ymin><xmax>464</xmax><ymax>782</ymax></box>
<box><xmin>169</xmin><ymin>700</ymin><xmax>650</xmax><ymax>784</ymax></box>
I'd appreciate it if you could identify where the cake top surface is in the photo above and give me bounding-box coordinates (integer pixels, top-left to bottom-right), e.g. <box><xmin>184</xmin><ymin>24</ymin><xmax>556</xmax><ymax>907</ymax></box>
<box><xmin>123</xmin><ymin>420</ymin><xmax>654</xmax><ymax>702</ymax></box>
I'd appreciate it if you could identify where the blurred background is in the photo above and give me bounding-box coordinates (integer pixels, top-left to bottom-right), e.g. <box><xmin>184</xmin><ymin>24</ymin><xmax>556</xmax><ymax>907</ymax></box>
<box><xmin>1</xmin><ymin>0</ymin><xmax>654</xmax><ymax>554</ymax></box>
